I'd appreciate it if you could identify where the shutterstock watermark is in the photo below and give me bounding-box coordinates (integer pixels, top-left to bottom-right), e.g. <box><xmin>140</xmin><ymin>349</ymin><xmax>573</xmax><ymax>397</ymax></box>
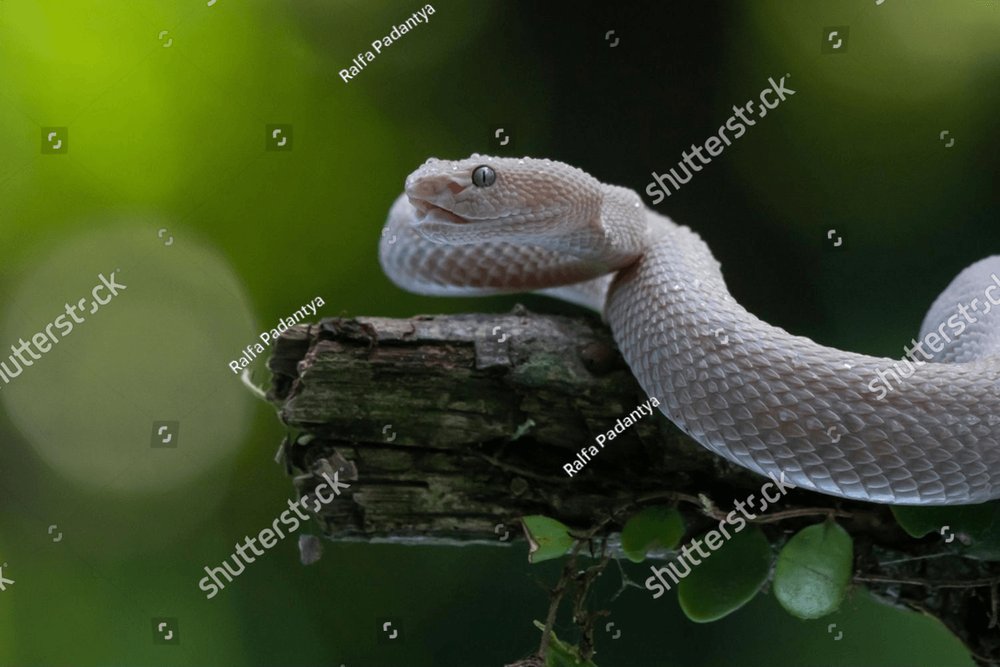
<box><xmin>868</xmin><ymin>272</ymin><xmax>1000</xmax><ymax>400</ymax></box>
<box><xmin>645</xmin><ymin>74</ymin><xmax>796</xmax><ymax>204</ymax></box>
<box><xmin>198</xmin><ymin>470</ymin><xmax>350</xmax><ymax>599</ymax></box>
<box><xmin>644</xmin><ymin>471</ymin><xmax>796</xmax><ymax>599</ymax></box>
<box><xmin>0</xmin><ymin>271</ymin><xmax>127</xmax><ymax>389</ymax></box>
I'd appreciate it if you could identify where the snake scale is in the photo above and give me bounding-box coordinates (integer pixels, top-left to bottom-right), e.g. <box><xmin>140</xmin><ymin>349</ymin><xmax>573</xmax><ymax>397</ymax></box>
<box><xmin>380</xmin><ymin>155</ymin><xmax>1000</xmax><ymax>505</ymax></box>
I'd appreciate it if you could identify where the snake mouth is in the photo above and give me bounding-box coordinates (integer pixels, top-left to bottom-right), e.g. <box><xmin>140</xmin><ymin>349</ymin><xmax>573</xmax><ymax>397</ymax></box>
<box><xmin>409</xmin><ymin>198</ymin><xmax>471</xmax><ymax>226</ymax></box>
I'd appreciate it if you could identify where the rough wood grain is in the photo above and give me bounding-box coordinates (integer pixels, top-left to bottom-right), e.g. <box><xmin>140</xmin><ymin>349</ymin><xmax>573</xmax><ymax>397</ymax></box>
<box><xmin>267</xmin><ymin>310</ymin><xmax>1000</xmax><ymax>666</ymax></box>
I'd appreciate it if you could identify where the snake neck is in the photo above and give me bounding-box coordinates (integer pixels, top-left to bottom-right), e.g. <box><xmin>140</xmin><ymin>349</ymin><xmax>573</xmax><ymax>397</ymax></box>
<box><xmin>595</xmin><ymin>185</ymin><xmax>653</xmax><ymax>269</ymax></box>
<box><xmin>606</xmin><ymin>213</ymin><xmax>1000</xmax><ymax>505</ymax></box>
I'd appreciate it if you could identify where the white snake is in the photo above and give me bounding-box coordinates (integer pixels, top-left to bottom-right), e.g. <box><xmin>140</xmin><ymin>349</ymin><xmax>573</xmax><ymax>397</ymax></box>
<box><xmin>380</xmin><ymin>155</ymin><xmax>1000</xmax><ymax>506</ymax></box>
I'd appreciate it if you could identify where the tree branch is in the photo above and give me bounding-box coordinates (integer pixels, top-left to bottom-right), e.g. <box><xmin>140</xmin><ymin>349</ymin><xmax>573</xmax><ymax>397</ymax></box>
<box><xmin>266</xmin><ymin>309</ymin><xmax>1000</xmax><ymax>666</ymax></box>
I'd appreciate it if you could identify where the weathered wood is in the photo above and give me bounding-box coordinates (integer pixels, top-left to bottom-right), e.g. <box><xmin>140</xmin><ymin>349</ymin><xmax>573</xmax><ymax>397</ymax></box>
<box><xmin>267</xmin><ymin>310</ymin><xmax>1000</xmax><ymax>666</ymax></box>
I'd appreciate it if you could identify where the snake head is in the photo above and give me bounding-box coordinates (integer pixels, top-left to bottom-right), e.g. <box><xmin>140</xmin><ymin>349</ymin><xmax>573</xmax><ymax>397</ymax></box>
<box><xmin>403</xmin><ymin>154</ymin><xmax>605</xmax><ymax>248</ymax></box>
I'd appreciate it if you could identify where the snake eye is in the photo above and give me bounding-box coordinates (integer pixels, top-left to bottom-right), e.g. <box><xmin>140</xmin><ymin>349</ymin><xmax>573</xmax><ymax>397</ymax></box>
<box><xmin>471</xmin><ymin>165</ymin><xmax>496</xmax><ymax>187</ymax></box>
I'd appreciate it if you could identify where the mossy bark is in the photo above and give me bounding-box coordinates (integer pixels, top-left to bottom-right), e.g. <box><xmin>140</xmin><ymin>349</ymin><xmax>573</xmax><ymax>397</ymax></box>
<box><xmin>267</xmin><ymin>309</ymin><xmax>1000</xmax><ymax>666</ymax></box>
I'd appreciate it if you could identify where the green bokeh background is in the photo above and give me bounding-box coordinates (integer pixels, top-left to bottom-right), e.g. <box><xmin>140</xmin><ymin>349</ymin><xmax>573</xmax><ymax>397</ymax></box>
<box><xmin>0</xmin><ymin>1</ymin><xmax>997</xmax><ymax>665</ymax></box>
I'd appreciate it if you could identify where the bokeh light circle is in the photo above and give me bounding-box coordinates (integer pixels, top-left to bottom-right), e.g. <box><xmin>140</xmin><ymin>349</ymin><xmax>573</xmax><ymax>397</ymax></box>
<box><xmin>1</xmin><ymin>221</ymin><xmax>257</xmax><ymax>494</ymax></box>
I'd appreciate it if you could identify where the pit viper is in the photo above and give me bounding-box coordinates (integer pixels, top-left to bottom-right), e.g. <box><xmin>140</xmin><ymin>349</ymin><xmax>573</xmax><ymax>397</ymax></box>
<box><xmin>380</xmin><ymin>155</ymin><xmax>1000</xmax><ymax>505</ymax></box>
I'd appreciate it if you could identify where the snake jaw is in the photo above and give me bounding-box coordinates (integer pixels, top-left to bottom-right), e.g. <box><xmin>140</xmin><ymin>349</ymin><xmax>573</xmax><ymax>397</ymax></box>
<box><xmin>408</xmin><ymin>197</ymin><xmax>470</xmax><ymax>226</ymax></box>
<box><xmin>405</xmin><ymin>169</ymin><xmax>478</xmax><ymax>227</ymax></box>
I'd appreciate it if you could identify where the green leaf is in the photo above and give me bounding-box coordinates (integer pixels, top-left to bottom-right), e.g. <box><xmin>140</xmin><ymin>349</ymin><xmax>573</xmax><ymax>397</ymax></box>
<box><xmin>891</xmin><ymin>501</ymin><xmax>1000</xmax><ymax>560</ymax></box>
<box><xmin>677</xmin><ymin>526</ymin><xmax>771</xmax><ymax>623</ymax></box>
<box><xmin>531</xmin><ymin>620</ymin><xmax>598</xmax><ymax>667</ymax></box>
<box><xmin>891</xmin><ymin>503</ymin><xmax>992</xmax><ymax>538</ymax></box>
<box><xmin>521</xmin><ymin>515</ymin><xmax>575</xmax><ymax>564</ymax></box>
<box><xmin>773</xmin><ymin>520</ymin><xmax>853</xmax><ymax>619</ymax></box>
<box><xmin>621</xmin><ymin>506</ymin><xmax>685</xmax><ymax>563</ymax></box>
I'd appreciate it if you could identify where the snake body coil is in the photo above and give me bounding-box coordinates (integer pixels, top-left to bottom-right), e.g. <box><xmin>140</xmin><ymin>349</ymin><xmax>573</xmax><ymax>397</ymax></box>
<box><xmin>381</xmin><ymin>155</ymin><xmax>1000</xmax><ymax>505</ymax></box>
